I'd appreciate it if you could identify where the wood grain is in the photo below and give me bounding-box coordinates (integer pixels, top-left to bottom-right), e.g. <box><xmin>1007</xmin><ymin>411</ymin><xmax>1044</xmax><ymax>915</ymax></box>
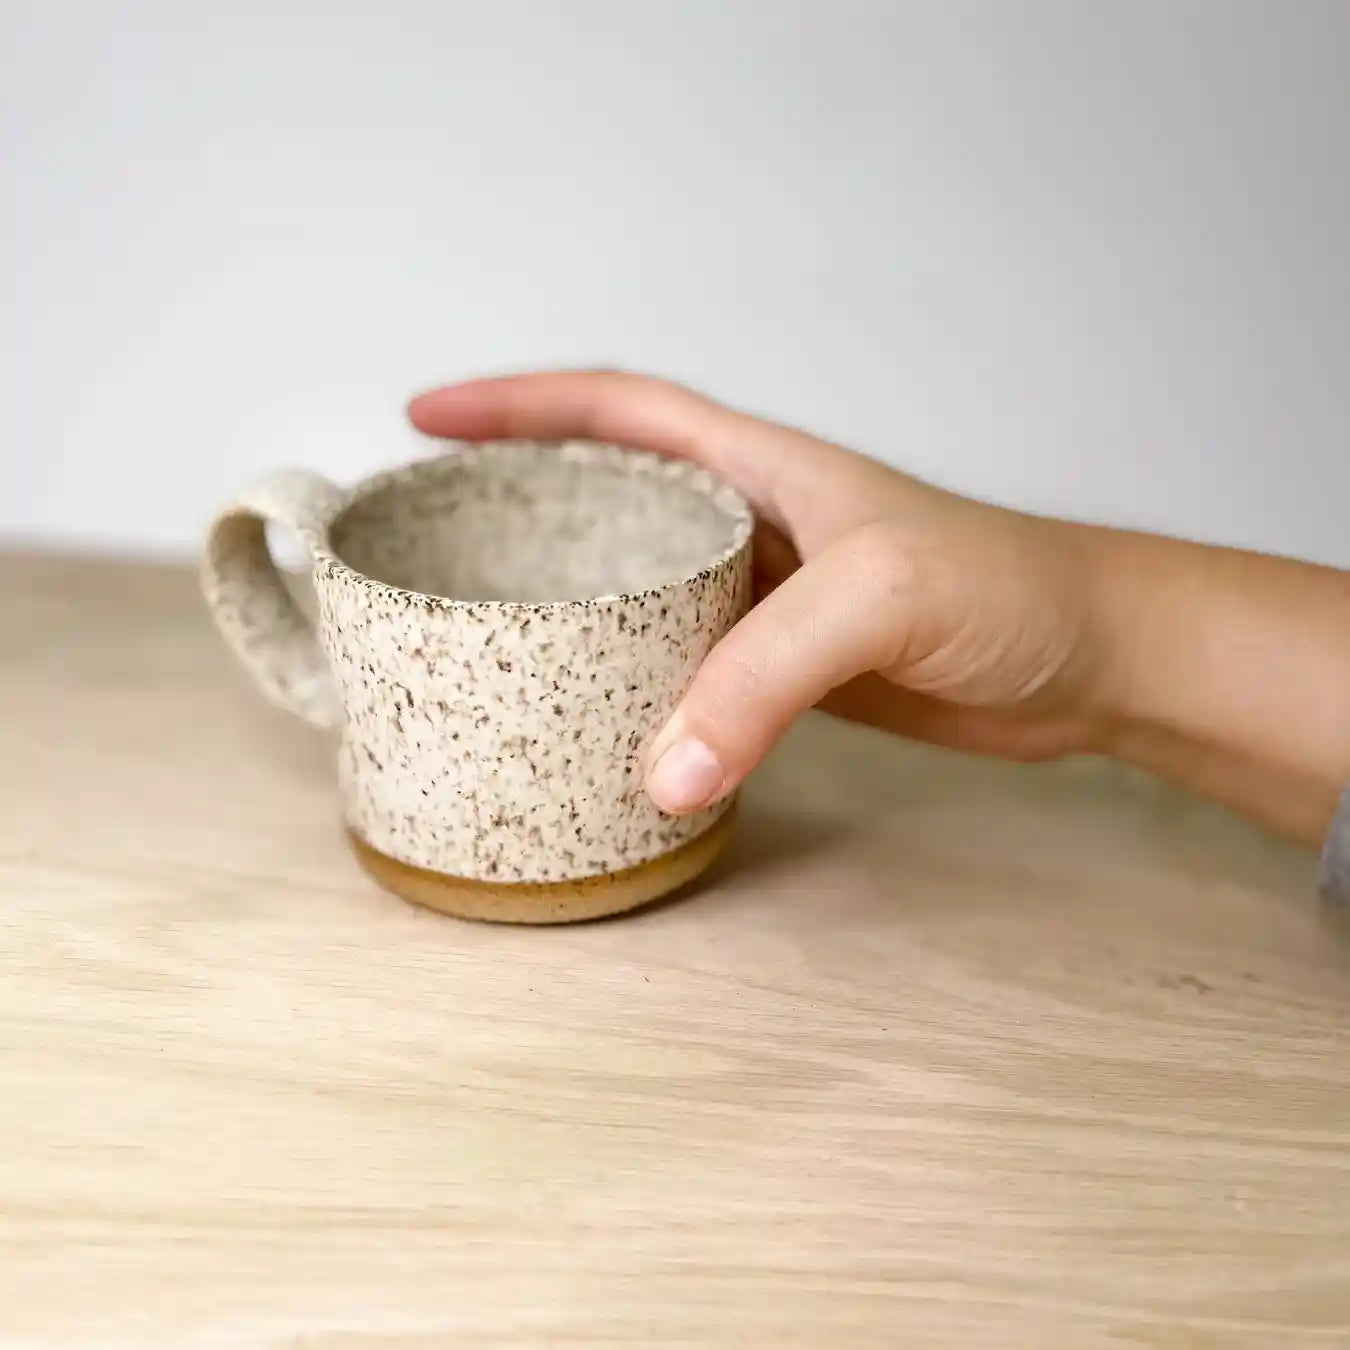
<box><xmin>0</xmin><ymin>551</ymin><xmax>1347</xmax><ymax>1348</ymax></box>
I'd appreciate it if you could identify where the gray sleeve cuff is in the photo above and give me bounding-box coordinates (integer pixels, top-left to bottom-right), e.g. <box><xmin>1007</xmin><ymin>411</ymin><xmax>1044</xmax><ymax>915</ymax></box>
<box><xmin>1319</xmin><ymin>783</ymin><xmax>1350</xmax><ymax>903</ymax></box>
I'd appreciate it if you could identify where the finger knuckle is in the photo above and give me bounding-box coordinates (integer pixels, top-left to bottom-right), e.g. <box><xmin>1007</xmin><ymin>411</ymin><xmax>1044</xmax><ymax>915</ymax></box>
<box><xmin>701</xmin><ymin>639</ymin><xmax>772</xmax><ymax>712</ymax></box>
<box><xmin>847</xmin><ymin>520</ymin><xmax>919</xmax><ymax>601</ymax></box>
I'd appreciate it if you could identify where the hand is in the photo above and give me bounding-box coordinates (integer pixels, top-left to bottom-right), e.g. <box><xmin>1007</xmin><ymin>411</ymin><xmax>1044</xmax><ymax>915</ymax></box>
<box><xmin>410</xmin><ymin>370</ymin><xmax>1350</xmax><ymax>849</ymax></box>
<box><xmin>408</xmin><ymin>371</ymin><xmax>1112</xmax><ymax>815</ymax></box>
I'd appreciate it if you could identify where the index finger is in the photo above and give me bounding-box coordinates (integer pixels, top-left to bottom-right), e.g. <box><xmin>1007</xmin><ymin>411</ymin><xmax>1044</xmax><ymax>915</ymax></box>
<box><xmin>406</xmin><ymin>369</ymin><xmax>868</xmax><ymax>536</ymax></box>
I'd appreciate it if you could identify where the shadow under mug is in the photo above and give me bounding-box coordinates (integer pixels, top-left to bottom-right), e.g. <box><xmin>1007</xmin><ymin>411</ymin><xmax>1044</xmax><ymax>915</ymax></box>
<box><xmin>201</xmin><ymin>440</ymin><xmax>753</xmax><ymax>923</ymax></box>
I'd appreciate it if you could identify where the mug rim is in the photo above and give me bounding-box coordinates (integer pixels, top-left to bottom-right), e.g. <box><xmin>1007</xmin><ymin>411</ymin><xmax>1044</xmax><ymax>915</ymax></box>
<box><xmin>312</xmin><ymin>439</ymin><xmax>755</xmax><ymax>613</ymax></box>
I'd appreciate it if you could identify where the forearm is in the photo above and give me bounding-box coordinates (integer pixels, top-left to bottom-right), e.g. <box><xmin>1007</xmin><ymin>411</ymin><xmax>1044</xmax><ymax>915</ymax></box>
<box><xmin>1085</xmin><ymin>528</ymin><xmax>1350</xmax><ymax>846</ymax></box>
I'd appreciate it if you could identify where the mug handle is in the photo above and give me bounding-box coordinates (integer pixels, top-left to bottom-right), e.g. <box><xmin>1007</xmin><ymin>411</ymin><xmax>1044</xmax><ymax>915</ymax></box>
<box><xmin>201</xmin><ymin>468</ymin><xmax>348</xmax><ymax>730</ymax></box>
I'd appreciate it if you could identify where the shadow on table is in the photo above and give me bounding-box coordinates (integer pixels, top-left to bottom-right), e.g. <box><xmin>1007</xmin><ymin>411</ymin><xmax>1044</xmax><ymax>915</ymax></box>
<box><xmin>719</xmin><ymin>804</ymin><xmax>850</xmax><ymax>876</ymax></box>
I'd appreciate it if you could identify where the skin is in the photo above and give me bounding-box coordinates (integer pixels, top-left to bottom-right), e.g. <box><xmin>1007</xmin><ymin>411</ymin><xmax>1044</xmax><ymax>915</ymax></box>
<box><xmin>408</xmin><ymin>370</ymin><xmax>1350</xmax><ymax>848</ymax></box>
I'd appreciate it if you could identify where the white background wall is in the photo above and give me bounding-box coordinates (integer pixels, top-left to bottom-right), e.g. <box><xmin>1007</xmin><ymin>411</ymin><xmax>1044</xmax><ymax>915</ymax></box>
<box><xmin>4</xmin><ymin>0</ymin><xmax>1347</xmax><ymax>563</ymax></box>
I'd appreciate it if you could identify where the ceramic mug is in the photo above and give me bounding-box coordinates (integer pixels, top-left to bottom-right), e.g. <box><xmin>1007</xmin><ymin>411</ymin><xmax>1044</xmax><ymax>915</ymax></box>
<box><xmin>201</xmin><ymin>440</ymin><xmax>753</xmax><ymax>923</ymax></box>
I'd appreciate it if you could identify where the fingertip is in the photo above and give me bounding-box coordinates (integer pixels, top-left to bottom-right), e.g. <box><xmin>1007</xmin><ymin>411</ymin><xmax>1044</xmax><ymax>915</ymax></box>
<box><xmin>645</xmin><ymin>734</ymin><xmax>728</xmax><ymax>814</ymax></box>
<box><xmin>405</xmin><ymin>388</ymin><xmax>439</xmax><ymax>431</ymax></box>
<box><xmin>405</xmin><ymin>379</ymin><xmax>513</xmax><ymax>440</ymax></box>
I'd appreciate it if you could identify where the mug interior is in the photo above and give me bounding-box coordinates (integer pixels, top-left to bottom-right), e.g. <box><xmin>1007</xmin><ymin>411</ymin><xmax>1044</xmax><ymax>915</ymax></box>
<box><xmin>329</xmin><ymin>441</ymin><xmax>750</xmax><ymax>604</ymax></box>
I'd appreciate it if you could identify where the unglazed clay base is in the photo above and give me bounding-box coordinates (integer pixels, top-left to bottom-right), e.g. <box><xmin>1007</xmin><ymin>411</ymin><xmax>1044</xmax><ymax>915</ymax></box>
<box><xmin>347</xmin><ymin>809</ymin><xmax>736</xmax><ymax>924</ymax></box>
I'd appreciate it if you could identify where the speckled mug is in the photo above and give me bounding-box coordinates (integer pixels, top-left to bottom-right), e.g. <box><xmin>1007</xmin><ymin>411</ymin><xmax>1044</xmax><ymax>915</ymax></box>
<box><xmin>202</xmin><ymin>441</ymin><xmax>753</xmax><ymax>923</ymax></box>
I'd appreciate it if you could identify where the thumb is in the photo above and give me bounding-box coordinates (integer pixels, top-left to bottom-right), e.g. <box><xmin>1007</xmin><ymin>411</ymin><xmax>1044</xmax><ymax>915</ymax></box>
<box><xmin>644</xmin><ymin>525</ymin><xmax>911</xmax><ymax>813</ymax></box>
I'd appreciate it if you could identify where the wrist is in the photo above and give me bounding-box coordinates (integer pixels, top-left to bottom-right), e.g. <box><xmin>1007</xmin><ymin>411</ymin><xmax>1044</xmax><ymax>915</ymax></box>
<box><xmin>1041</xmin><ymin>521</ymin><xmax>1158</xmax><ymax>757</ymax></box>
<box><xmin>1073</xmin><ymin>525</ymin><xmax>1178</xmax><ymax>744</ymax></box>
<box><xmin>1070</xmin><ymin>524</ymin><xmax>1350</xmax><ymax>845</ymax></box>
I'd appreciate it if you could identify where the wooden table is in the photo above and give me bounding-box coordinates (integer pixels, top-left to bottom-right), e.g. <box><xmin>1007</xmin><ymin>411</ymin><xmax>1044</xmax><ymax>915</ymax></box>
<box><xmin>1</xmin><ymin>551</ymin><xmax>1347</xmax><ymax>1348</ymax></box>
